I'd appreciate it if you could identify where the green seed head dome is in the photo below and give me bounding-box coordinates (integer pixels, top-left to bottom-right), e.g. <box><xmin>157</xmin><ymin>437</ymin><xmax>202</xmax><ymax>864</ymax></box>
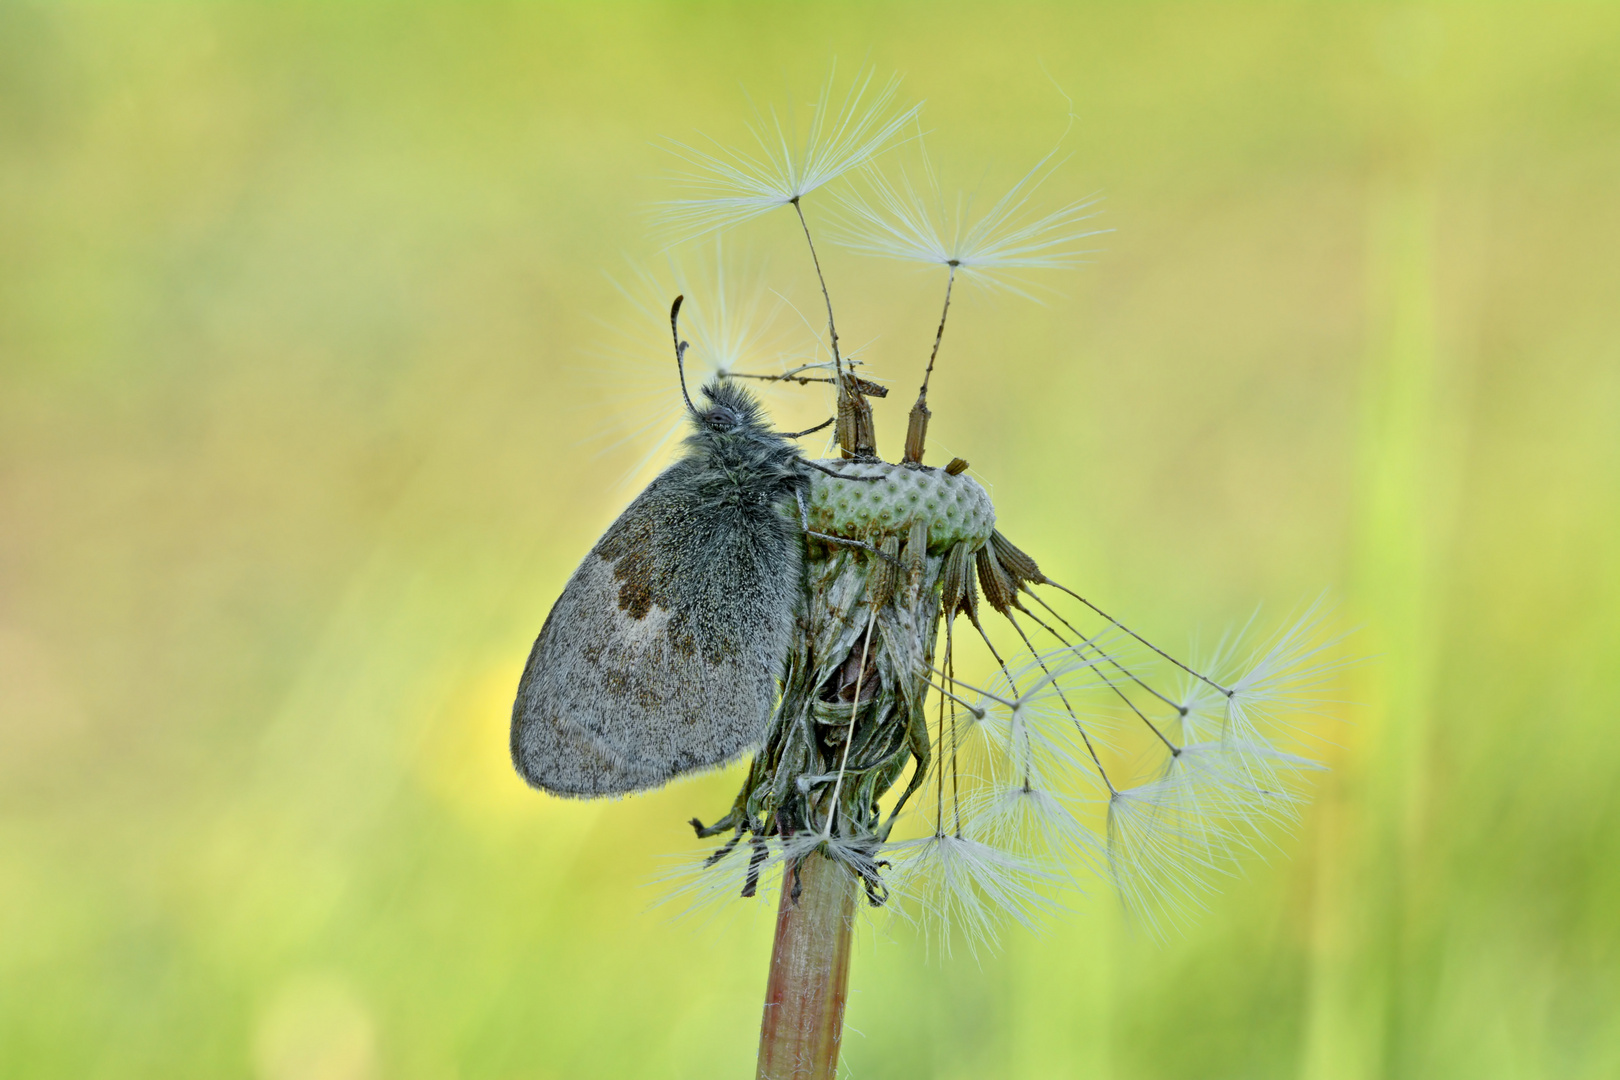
<box><xmin>806</xmin><ymin>461</ymin><xmax>996</xmax><ymax>554</ymax></box>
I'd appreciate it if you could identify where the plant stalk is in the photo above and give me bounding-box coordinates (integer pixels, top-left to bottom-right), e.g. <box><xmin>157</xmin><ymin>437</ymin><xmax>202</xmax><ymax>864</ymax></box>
<box><xmin>756</xmin><ymin>852</ymin><xmax>857</xmax><ymax>1080</ymax></box>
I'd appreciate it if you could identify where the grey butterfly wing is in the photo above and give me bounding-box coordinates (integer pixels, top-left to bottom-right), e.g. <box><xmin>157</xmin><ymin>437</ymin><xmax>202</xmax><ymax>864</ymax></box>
<box><xmin>510</xmin><ymin>460</ymin><xmax>802</xmax><ymax>797</ymax></box>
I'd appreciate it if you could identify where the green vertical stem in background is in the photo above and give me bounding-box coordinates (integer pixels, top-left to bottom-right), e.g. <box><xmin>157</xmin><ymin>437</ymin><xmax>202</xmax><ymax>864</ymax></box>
<box><xmin>1300</xmin><ymin>17</ymin><xmax>1459</xmax><ymax>1075</ymax></box>
<box><xmin>1303</xmin><ymin>164</ymin><xmax>1460</xmax><ymax>1079</ymax></box>
<box><xmin>757</xmin><ymin>853</ymin><xmax>858</xmax><ymax>1080</ymax></box>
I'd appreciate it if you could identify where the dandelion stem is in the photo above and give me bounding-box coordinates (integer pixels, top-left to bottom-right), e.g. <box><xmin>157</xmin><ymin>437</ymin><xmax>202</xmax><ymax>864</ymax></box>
<box><xmin>756</xmin><ymin>852</ymin><xmax>857</xmax><ymax>1080</ymax></box>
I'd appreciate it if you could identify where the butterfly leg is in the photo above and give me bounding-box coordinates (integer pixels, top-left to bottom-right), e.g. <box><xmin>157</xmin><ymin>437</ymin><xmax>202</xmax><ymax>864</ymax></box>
<box><xmin>806</xmin><ymin>460</ymin><xmax>885</xmax><ymax>482</ymax></box>
<box><xmin>691</xmin><ymin>808</ymin><xmax>739</xmax><ymax>839</ymax></box>
<box><xmin>795</xmin><ymin>490</ymin><xmax>907</xmax><ymax>568</ymax></box>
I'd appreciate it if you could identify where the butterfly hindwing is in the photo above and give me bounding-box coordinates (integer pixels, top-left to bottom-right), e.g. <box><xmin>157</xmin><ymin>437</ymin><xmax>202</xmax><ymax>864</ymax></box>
<box><xmin>511</xmin><ymin>458</ymin><xmax>803</xmax><ymax>796</ymax></box>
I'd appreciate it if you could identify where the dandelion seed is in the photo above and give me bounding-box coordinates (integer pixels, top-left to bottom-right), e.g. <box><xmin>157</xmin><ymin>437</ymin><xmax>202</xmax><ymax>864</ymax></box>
<box><xmin>1175</xmin><ymin>660</ymin><xmax>1233</xmax><ymax>745</ymax></box>
<box><xmin>660</xmin><ymin>67</ymin><xmax>921</xmax><ymax>242</ymax></box>
<box><xmin>965</xmin><ymin>680</ymin><xmax>1105</xmax><ymax>793</ymax></box>
<box><xmin>1172</xmin><ymin>739</ymin><xmax>1324</xmax><ymax>833</ymax></box>
<box><xmin>886</xmin><ymin>833</ymin><xmax>1058</xmax><ymax>956</ymax></box>
<box><xmin>1101</xmin><ymin>724</ymin><xmax>1327</xmax><ymax>934</ymax></box>
<box><xmin>962</xmin><ymin>779</ymin><xmax>1103</xmax><ymax>873</ymax></box>
<box><xmin>650</xmin><ymin>834</ymin><xmax>786</xmax><ymax>930</ymax></box>
<box><xmin>828</xmin><ymin>137</ymin><xmax>1109</xmax><ymax>298</ymax></box>
<box><xmin>1105</xmin><ymin>779</ymin><xmax>1232</xmax><ymax>936</ymax></box>
<box><xmin>1220</xmin><ymin>598</ymin><xmax>1351</xmax><ymax>747</ymax></box>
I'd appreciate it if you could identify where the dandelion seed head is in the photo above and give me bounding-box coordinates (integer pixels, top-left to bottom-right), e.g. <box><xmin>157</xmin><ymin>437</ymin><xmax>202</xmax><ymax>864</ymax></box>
<box><xmin>627</xmin><ymin>73</ymin><xmax>1348</xmax><ymax>954</ymax></box>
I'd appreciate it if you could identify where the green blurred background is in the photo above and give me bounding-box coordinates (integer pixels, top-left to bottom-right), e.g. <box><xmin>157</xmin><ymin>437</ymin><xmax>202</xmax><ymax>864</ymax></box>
<box><xmin>4</xmin><ymin>2</ymin><xmax>1618</xmax><ymax>1077</ymax></box>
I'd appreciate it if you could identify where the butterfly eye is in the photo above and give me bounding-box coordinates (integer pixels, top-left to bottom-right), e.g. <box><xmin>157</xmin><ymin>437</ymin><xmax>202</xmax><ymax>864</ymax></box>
<box><xmin>705</xmin><ymin>406</ymin><xmax>738</xmax><ymax>430</ymax></box>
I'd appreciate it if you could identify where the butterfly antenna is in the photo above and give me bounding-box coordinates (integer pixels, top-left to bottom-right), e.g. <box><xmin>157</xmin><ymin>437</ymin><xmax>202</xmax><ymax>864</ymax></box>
<box><xmin>669</xmin><ymin>294</ymin><xmax>697</xmax><ymax>416</ymax></box>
